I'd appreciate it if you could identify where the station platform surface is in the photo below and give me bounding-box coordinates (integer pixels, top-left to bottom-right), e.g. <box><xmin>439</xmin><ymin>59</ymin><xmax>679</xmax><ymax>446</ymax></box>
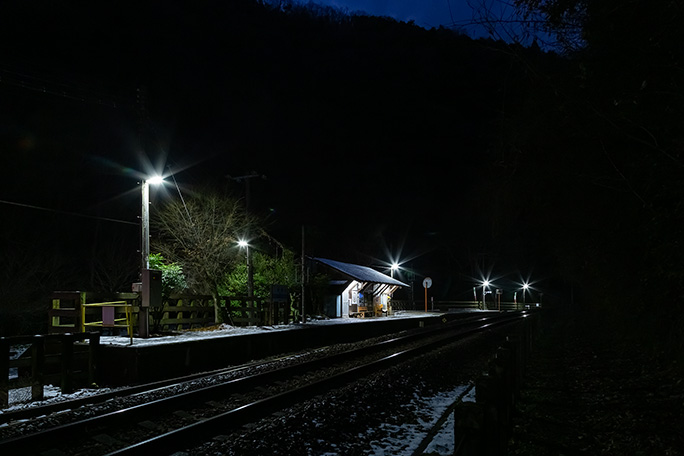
<box><xmin>97</xmin><ymin>310</ymin><xmax>485</xmax><ymax>385</ymax></box>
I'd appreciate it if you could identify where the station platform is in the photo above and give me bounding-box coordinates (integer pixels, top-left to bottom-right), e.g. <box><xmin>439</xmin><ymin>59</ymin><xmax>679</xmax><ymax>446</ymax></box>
<box><xmin>97</xmin><ymin>310</ymin><xmax>483</xmax><ymax>386</ymax></box>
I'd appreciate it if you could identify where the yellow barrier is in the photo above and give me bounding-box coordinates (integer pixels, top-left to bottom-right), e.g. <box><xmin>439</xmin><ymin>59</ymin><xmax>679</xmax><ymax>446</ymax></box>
<box><xmin>81</xmin><ymin>301</ymin><xmax>134</xmax><ymax>345</ymax></box>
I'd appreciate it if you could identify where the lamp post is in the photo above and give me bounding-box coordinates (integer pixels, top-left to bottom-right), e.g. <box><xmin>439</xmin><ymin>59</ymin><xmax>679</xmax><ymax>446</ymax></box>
<box><xmin>388</xmin><ymin>263</ymin><xmax>399</xmax><ymax>316</ymax></box>
<box><xmin>522</xmin><ymin>282</ymin><xmax>529</xmax><ymax>307</ymax></box>
<box><xmin>482</xmin><ymin>280</ymin><xmax>489</xmax><ymax>310</ymax></box>
<box><xmin>141</xmin><ymin>176</ymin><xmax>164</xmax><ymax>271</ymax></box>
<box><xmin>238</xmin><ymin>240</ymin><xmax>253</xmax><ymax>299</ymax></box>
<box><xmin>140</xmin><ymin>175</ymin><xmax>163</xmax><ymax>338</ymax></box>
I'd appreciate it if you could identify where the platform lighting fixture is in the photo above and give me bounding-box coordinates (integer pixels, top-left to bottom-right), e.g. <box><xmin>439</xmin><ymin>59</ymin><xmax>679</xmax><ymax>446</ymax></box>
<box><xmin>140</xmin><ymin>175</ymin><xmax>164</xmax><ymax>338</ymax></box>
<box><xmin>522</xmin><ymin>282</ymin><xmax>529</xmax><ymax>306</ymax></box>
<box><xmin>141</xmin><ymin>175</ymin><xmax>164</xmax><ymax>272</ymax></box>
<box><xmin>482</xmin><ymin>280</ymin><xmax>490</xmax><ymax>310</ymax></box>
<box><xmin>146</xmin><ymin>175</ymin><xmax>164</xmax><ymax>186</ymax></box>
<box><xmin>238</xmin><ymin>239</ymin><xmax>253</xmax><ymax>299</ymax></box>
<box><xmin>390</xmin><ymin>263</ymin><xmax>399</xmax><ymax>278</ymax></box>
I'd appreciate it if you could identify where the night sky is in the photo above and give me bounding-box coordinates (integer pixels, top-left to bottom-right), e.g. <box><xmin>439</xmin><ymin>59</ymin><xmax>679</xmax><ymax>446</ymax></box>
<box><xmin>311</xmin><ymin>0</ymin><xmax>472</xmax><ymax>29</ymax></box>
<box><xmin>0</xmin><ymin>0</ymin><xmax>538</xmax><ymax>300</ymax></box>
<box><xmin>312</xmin><ymin>0</ymin><xmax>516</xmax><ymax>38</ymax></box>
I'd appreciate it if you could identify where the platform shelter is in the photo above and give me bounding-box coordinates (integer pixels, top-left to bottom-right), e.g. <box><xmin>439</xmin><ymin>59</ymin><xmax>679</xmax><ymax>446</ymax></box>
<box><xmin>313</xmin><ymin>257</ymin><xmax>409</xmax><ymax>318</ymax></box>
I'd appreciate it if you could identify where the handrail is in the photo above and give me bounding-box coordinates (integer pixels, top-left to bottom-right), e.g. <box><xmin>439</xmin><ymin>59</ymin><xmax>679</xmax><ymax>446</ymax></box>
<box><xmin>81</xmin><ymin>301</ymin><xmax>133</xmax><ymax>345</ymax></box>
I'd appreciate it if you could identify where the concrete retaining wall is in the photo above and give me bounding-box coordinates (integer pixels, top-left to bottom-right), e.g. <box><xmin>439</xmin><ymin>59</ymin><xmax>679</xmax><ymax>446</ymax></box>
<box><xmin>97</xmin><ymin>313</ymin><xmax>459</xmax><ymax>385</ymax></box>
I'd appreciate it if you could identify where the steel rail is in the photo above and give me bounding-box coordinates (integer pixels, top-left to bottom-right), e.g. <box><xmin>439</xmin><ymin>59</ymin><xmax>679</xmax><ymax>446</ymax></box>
<box><xmin>0</xmin><ymin>312</ymin><xmax>487</xmax><ymax>424</ymax></box>
<box><xmin>105</xmin><ymin>314</ymin><xmax>524</xmax><ymax>456</ymax></box>
<box><xmin>0</xmin><ymin>313</ymin><xmax>522</xmax><ymax>455</ymax></box>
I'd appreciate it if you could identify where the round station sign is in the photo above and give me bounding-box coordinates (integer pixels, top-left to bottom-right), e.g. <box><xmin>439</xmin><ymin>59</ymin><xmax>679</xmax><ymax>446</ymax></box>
<box><xmin>422</xmin><ymin>277</ymin><xmax>433</xmax><ymax>289</ymax></box>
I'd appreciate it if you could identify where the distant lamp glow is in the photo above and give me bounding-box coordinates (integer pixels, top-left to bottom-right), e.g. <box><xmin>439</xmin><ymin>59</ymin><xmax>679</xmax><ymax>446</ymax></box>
<box><xmin>522</xmin><ymin>282</ymin><xmax>529</xmax><ymax>306</ymax></box>
<box><xmin>238</xmin><ymin>239</ymin><xmax>249</xmax><ymax>248</ymax></box>
<box><xmin>481</xmin><ymin>280</ymin><xmax>490</xmax><ymax>310</ymax></box>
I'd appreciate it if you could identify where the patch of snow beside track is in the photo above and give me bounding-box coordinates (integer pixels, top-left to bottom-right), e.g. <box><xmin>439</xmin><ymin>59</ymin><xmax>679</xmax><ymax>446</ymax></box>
<box><xmin>368</xmin><ymin>383</ymin><xmax>476</xmax><ymax>456</ymax></box>
<box><xmin>98</xmin><ymin>311</ymin><xmax>445</xmax><ymax>347</ymax></box>
<box><xmin>1</xmin><ymin>385</ymin><xmax>118</xmax><ymax>414</ymax></box>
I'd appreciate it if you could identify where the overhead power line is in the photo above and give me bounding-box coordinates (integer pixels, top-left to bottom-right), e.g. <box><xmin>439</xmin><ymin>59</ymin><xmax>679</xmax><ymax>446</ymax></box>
<box><xmin>0</xmin><ymin>199</ymin><xmax>138</xmax><ymax>226</ymax></box>
<box><xmin>0</xmin><ymin>64</ymin><xmax>128</xmax><ymax>108</ymax></box>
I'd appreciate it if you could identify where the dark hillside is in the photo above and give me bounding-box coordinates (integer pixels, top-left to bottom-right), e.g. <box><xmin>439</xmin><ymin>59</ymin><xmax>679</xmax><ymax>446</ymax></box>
<box><xmin>1</xmin><ymin>0</ymin><xmax>559</xmax><ymax>334</ymax></box>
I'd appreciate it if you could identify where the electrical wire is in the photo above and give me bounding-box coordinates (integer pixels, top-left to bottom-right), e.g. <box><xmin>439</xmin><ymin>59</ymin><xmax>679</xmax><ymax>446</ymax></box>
<box><xmin>0</xmin><ymin>199</ymin><xmax>138</xmax><ymax>226</ymax></box>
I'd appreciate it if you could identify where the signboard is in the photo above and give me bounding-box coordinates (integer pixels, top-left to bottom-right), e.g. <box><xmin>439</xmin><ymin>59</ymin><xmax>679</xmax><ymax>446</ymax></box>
<box><xmin>270</xmin><ymin>285</ymin><xmax>289</xmax><ymax>303</ymax></box>
<box><xmin>422</xmin><ymin>277</ymin><xmax>432</xmax><ymax>312</ymax></box>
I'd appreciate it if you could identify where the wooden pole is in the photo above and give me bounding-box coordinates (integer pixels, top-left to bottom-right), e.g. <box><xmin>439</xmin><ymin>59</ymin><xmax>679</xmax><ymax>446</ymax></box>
<box><xmin>31</xmin><ymin>335</ymin><xmax>45</xmax><ymax>401</ymax></box>
<box><xmin>0</xmin><ymin>338</ymin><xmax>9</xmax><ymax>408</ymax></box>
<box><xmin>301</xmin><ymin>225</ymin><xmax>306</xmax><ymax>324</ymax></box>
<box><xmin>424</xmin><ymin>285</ymin><xmax>427</xmax><ymax>312</ymax></box>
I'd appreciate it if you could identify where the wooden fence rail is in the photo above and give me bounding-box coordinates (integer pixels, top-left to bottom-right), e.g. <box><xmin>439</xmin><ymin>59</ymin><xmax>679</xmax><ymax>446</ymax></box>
<box><xmin>49</xmin><ymin>291</ymin><xmax>291</xmax><ymax>335</ymax></box>
<box><xmin>454</xmin><ymin>314</ymin><xmax>537</xmax><ymax>456</ymax></box>
<box><xmin>1</xmin><ymin>332</ymin><xmax>99</xmax><ymax>409</ymax></box>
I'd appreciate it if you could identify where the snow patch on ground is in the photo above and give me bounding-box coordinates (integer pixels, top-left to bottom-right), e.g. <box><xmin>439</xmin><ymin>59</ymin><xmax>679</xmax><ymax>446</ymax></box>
<box><xmin>368</xmin><ymin>383</ymin><xmax>476</xmax><ymax>456</ymax></box>
<box><xmin>1</xmin><ymin>384</ymin><xmax>119</xmax><ymax>415</ymax></box>
<box><xmin>98</xmin><ymin>311</ymin><xmax>442</xmax><ymax>347</ymax></box>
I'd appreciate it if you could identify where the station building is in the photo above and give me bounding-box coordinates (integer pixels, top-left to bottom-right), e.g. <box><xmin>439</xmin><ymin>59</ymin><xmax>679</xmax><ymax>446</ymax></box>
<box><xmin>313</xmin><ymin>257</ymin><xmax>409</xmax><ymax>318</ymax></box>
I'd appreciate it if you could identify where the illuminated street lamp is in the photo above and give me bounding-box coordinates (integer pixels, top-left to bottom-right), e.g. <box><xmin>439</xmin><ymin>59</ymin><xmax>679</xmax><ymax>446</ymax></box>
<box><xmin>387</xmin><ymin>262</ymin><xmax>400</xmax><ymax>315</ymax></box>
<box><xmin>141</xmin><ymin>175</ymin><xmax>164</xmax><ymax>272</ymax></box>
<box><xmin>482</xmin><ymin>280</ymin><xmax>490</xmax><ymax>310</ymax></box>
<box><xmin>522</xmin><ymin>282</ymin><xmax>529</xmax><ymax>306</ymax></box>
<box><xmin>140</xmin><ymin>175</ymin><xmax>164</xmax><ymax>338</ymax></box>
<box><xmin>238</xmin><ymin>239</ymin><xmax>253</xmax><ymax>299</ymax></box>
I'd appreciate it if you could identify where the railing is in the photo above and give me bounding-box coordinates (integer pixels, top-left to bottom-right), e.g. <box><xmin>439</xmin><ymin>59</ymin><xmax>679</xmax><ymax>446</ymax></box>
<box><xmin>0</xmin><ymin>332</ymin><xmax>100</xmax><ymax>408</ymax></box>
<box><xmin>453</xmin><ymin>313</ymin><xmax>538</xmax><ymax>455</ymax></box>
<box><xmin>82</xmin><ymin>301</ymin><xmax>133</xmax><ymax>344</ymax></box>
<box><xmin>158</xmin><ymin>295</ymin><xmax>215</xmax><ymax>331</ymax></box>
<box><xmin>49</xmin><ymin>292</ymin><xmax>291</xmax><ymax>335</ymax></box>
<box><xmin>49</xmin><ymin>291</ymin><xmax>139</xmax><ymax>334</ymax></box>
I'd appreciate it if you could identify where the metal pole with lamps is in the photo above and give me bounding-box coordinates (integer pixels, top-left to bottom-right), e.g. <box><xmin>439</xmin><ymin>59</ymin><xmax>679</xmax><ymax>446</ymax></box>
<box><xmin>139</xmin><ymin>175</ymin><xmax>164</xmax><ymax>338</ymax></box>
<box><xmin>389</xmin><ymin>263</ymin><xmax>399</xmax><ymax>315</ymax></box>
<box><xmin>238</xmin><ymin>240</ymin><xmax>253</xmax><ymax>299</ymax></box>
<box><xmin>482</xmin><ymin>280</ymin><xmax>489</xmax><ymax>310</ymax></box>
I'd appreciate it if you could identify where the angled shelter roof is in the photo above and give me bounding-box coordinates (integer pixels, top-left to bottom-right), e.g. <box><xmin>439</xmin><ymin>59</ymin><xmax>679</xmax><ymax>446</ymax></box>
<box><xmin>313</xmin><ymin>258</ymin><xmax>409</xmax><ymax>288</ymax></box>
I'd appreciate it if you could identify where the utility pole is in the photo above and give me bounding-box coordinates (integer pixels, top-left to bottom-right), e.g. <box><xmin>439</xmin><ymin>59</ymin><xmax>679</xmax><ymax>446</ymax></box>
<box><xmin>301</xmin><ymin>225</ymin><xmax>306</xmax><ymax>324</ymax></box>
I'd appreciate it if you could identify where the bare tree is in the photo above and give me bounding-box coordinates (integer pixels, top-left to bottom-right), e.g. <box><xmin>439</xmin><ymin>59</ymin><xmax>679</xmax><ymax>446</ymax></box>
<box><xmin>466</xmin><ymin>0</ymin><xmax>586</xmax><ymax>52</ymax></box>
<box><xmin>151</xmin><ymin>189</ymin><xmax>259</xmax><ymax>322</ymax></box>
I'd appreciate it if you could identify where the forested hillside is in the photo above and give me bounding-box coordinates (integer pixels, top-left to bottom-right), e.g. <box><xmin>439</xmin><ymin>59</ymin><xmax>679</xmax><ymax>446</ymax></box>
<box><xmin>485</xmin><ymin>0</ymin><xmax>684</xmax><ymax>349</ymax></box>
<box><xmin>1</xmin><ymin>0</ymin><xmax>681</xmax><ymax>346</ymax></box>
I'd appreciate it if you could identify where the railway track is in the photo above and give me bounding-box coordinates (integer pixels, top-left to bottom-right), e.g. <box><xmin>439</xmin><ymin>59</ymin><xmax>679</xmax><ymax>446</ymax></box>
<box><xmin>0</xmin><ymin>312</ymin><xmax>526</xmax><ymax>455</ymax></box>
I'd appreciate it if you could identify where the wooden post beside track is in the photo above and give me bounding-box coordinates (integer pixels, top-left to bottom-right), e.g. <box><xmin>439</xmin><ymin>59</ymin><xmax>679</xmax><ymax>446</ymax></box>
<box><xmin>453</xmin><ymin>402</ymin><xmax>484</xmax><ymax>455</ymax></box>
<box><xmin>60</xmin><ymin>333</ymin><xmax>75</xmax><ymax>394</ymax></box>
<box><xmin>454</xmin><ymin>321</ymin><xmax>536</xmax><ymax>456</ymax></box>
<box><xmin>0</xmin><ymin>338</ymin><xmax>9</xmax><ymax>408</ymax></box>
<box><xmin>31</xmin><ymin>335</ymin><xmax>45</xmax><ymax>401</ymax></box>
